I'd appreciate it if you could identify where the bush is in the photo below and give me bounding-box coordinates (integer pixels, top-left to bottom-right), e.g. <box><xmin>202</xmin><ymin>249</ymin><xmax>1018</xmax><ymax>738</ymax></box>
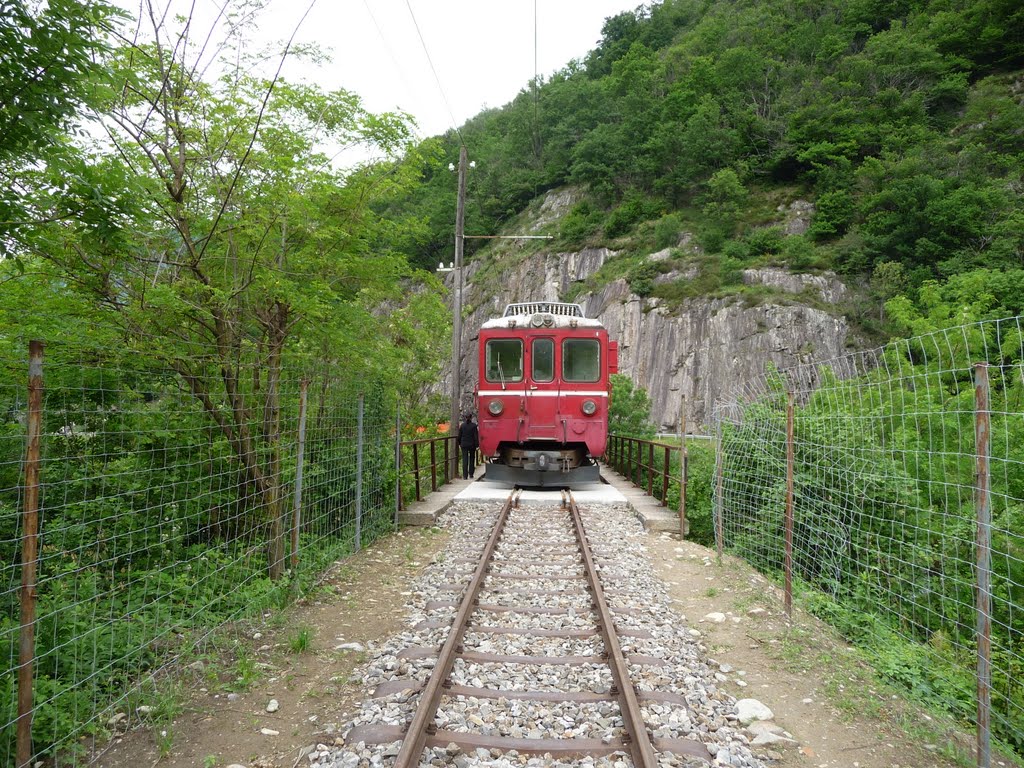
<box><xmin>608</xmin><ymin>374</ymin><xmax>655</xmax><ymax>438</ymax></box>
<box><xmin>781</xmin><ymin>236</ymin><xmax>830</xmax><ymax>271</ymax></box>
<box><xmin>627</xmin><ymin>260</ymin><xmax>662</xmax><ymax>297</ymax></box>
<box><xmin>654</xmin><ymin>212</ymin><xmax>684</xmax><ymax>249</ymax></box>
<box><xmin>560</xmin><ymin>200</ymin><xmax>603</xmax><ymax>244</ymax></box>
<box><xmin>745</xmin><ymin>226</ymin><xmax>785</xmax><ymax>256</ymax></box>
<box><xmin>604</xmin><ymin>193</ymin><xmax>661</xmax><ymax>239</ymax></box>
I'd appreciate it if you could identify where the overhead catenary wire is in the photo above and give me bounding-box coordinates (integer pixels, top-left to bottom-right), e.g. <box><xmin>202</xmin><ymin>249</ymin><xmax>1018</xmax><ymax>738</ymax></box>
<box><xmin>402</xmin><ymin>0</ymin><xmax>466</xmax><ymax>148</ymax></box>
<box><xmin>359</xmin><ymin>0</ymin><xmax>426</xmax><ymax>145</ymax></box>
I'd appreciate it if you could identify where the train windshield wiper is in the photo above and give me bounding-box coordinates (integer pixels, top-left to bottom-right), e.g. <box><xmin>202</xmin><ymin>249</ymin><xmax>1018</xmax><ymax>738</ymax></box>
<box><xmin>497</xmin><ymin>359</ymin><xmax>507</xmax><ymax>391</ymax></box>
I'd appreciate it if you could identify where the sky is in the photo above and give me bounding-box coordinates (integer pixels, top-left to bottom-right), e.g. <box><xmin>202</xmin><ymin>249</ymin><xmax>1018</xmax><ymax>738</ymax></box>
<box><xmin>122</xmin><ymin>0</ymin><xmax>631</xmax><ymax>146</ymax></box>
<box><xmin>265</xmin><ymin>0</ymin><xmax>629</xmax><ymax>138</ymax></box>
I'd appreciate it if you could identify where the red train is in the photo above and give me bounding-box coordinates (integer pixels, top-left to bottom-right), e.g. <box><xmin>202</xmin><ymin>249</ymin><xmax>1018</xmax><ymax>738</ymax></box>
<box><xmin>475</xmin><ymin>302</ymin><xmax>618</xmax><ymax>488</ymax></box>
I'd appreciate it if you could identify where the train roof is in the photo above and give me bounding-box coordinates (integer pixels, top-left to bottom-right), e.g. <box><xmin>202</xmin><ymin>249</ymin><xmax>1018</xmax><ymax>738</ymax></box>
<box><xmin>481</xmin><ymin>302</ymin><xmax>605</xmax><ymax>330</ymax></box>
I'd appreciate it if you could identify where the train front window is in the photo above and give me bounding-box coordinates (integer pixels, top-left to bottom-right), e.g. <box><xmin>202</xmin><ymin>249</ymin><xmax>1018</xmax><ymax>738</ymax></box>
<box><xmin>532</xmin><ymin>339</ymin><xmax>554</xmax><ymax>383</ymax></box>
<box><xmin>485</xmin><ymin>339</ymin><xmax>523</xmax><ymax>383</ymax></box>
<box><xmin>562</xmin><ymin>339</ymin><xmax>600</xmax><ymax>382</ymax></box>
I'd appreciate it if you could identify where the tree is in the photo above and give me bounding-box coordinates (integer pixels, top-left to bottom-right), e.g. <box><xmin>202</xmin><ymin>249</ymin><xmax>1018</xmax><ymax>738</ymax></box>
<box><xmin>0</xmin><ymin>0</ymin><xmax>122</xmax><ymax>256</ymax></box>
<box><xmin>24</xmin><ymin>6</ymin><xmax>425</xmax><ymax>578</ymax></box>
<box><xmin>608</xmin><ymin>373</ymin><xmax>656</xmax><ymax>439</ymax></box>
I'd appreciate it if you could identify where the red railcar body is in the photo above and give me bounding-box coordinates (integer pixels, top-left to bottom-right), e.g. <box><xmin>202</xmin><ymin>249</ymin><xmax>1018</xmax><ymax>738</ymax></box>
<box><xmin>475</xmin><ymin>302</ymin><xmax>618</xmax><ymax>487</ymax></box>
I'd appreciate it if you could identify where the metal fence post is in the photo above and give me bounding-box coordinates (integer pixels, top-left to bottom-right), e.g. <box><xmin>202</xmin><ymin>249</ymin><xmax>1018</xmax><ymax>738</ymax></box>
<box><xmin>355</xmin><ymin>394</ymin><xmax>364</xmax><ymax>553</ymax></box>
<box><xmin>974</xmin><ymin>362</ymin><xmax>991</xmax><ymax>768</ymax></box>
<box><xmin>430</xmin><ymin>439</ymin><xmax>437</xmax><ymax>491</ymax></box>
<box><xmin>395</xmin><ymin>404</ymin><xmax>401</xmax><ymax>526</ymax></box>
<box><xmin>291</xmin><ymin>379</ymin><xmax>308</xmax><ymax>570</ymax></box>
<box><xmin>18</xmin><ymin>340</ymin><xmax>44</xmax><ymax>768</ymax></box>
<box><xmin>784</xmin><ymin>390</ymin><xmax>795</xmax><ymax>618</ymax></box>
<box><xmin>679</xmin><ymin>395</ymin><xmax>687</xmax><ymax>538</ymax></box>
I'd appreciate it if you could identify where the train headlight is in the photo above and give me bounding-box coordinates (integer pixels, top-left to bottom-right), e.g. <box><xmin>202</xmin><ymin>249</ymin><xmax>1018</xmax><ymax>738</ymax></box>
<box><xmin>488</xmin><ymin>399</ymin><xmax>504</xmax><ymax>416</ymax></box>
<box><xmin>581</xmin><ymin>399</ymin><xmax>597</xmax><ymax>415</ymax></box>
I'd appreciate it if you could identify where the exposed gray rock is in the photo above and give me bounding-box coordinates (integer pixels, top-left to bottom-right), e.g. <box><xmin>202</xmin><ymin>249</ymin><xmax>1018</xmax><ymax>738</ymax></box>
<box><xmin>649</xmin><ymin>247</ymin><xmax>674</xmax><ymax>262</ymax></box>
<box><xmin>776</xmin><ymin>199</ymin><xmax>815</xmax><ymax>236</ymax></box>
<box><xmin>735</xmin><ymin>699</ymin><xmax>774</xmax><ymax>725</ymax></box>
<box><xmin>439</xmin><ymin>235</ymin><xmax>853</xmax><ymax>430</ymax></box>
<box><xmin>742</xmin><ymin>267</ymin><xmax>848</xmax><ymax>304</ymax></box>
<box><xmin>677</xmin><ymin>231</ymin><xmax>703</xmax><ymax>254</ymax></box>
<box><xmin>533</xmin><ymin>187</ymin><xmax>582</xmax><ymax>230</ymax></box>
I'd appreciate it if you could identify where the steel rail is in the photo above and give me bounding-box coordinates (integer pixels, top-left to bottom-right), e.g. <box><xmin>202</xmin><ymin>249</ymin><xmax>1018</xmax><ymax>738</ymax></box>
<box><xmin>392</xmin><ymin>489</ymin><xmax>519</xmax><ymax>768</ymax></box>
<box><xmin>566</xmin><ymin>490</ymin><xmax>659</xmax><ymax>768</ymax></box>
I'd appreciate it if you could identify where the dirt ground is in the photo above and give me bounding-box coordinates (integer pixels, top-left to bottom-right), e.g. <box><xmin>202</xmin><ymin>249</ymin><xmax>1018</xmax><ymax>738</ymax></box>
<box><xmin>94</xmin><ymin>513</ymin><xmax>1018</xmax><ymax>768</ymax></box>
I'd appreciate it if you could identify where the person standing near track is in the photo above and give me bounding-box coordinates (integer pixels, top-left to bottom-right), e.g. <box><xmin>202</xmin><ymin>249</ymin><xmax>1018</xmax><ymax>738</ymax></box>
<box><xmin>457</xmin><ymin>412</ymin><xmax>479</xmax><ymax>480</ymax></box>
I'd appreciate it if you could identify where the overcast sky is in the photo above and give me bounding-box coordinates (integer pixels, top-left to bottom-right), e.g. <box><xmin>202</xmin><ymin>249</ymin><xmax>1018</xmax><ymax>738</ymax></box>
<box><xmin>263</xmin><ymin>0</ymin><xmax>629</xmax><ymax>138</ymax></box>
<box><xmin>121</xmin><ymin>0</ymin><xmax>630</xmax><ymax>147</ymax></box>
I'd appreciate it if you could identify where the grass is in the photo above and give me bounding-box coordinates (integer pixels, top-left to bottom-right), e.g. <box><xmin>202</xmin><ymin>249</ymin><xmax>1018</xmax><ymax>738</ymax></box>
<box><xmin>229</xmin><ymin>647</ymin><xmax>260</xmax><ymax>691</ymax></box>
<box><xmin>154</xmin><ymin>727</ymin><xmax>174</xmax><ymax>759</ymax></box>
<box><xmin>748</xmin><ymin>590</ymin><xmax>1019</xmax><ymax>768</ymax></box>
<box><xmin>287</xmin><ymin>625</ymin><xmax>314</xmax><ymax>654</ymax></box>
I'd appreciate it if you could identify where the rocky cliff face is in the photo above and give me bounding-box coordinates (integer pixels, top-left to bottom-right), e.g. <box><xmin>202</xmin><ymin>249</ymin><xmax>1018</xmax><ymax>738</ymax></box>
<box><xmin>437</xmin><ymin>196</ymin><xmax>855</xmax><ymax>431</ymax></box>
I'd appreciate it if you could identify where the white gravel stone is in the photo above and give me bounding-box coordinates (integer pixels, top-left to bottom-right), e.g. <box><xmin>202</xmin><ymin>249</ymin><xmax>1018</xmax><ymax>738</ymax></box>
<box><xmin>735</xmin><ymin>699</ymin><xmax>774</xmax><ymax>725</ymax></box>
<box><xmin>311</xmin><ymin>500</ymin><xmax>767</xmax><ymax>768</ymax></box>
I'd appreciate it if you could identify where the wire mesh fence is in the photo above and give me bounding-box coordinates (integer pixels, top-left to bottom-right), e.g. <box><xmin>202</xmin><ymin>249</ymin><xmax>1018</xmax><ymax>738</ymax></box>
<box><xmin>712</xmin><ymin>316</ymin><xmax>1024</xmax><ymax>763</ymax></box>
<box><xmin>0</xmin><ymin>339</ymin><xmax>400</xmax><ymax>766</ymax></box>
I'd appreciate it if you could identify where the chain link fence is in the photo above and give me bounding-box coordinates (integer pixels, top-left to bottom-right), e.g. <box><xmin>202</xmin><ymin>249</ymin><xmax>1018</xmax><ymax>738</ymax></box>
<box><xmin>1</xmin><ymin>339</ymin><xmax>400</xmax><ymax>766</ymax></box>
<box><xmin>712</xmin><ymin>316</ymin><xmax>1024</xmax><ymax>764</ymax></box>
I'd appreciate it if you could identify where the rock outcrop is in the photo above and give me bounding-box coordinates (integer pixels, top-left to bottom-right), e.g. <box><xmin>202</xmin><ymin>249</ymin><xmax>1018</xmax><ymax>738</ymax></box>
<box><xmin>436</xmin><ymin>193</ymin><xmax>855</xmax><ymax>431</ymax></box>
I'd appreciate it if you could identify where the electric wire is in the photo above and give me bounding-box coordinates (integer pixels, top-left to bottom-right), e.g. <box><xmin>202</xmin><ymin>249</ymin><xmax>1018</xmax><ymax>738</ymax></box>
<box><xmin>360</xmin><ymin>0</ymin><xmax>425</xmax><ymax>144</ymax></box>
<box><xmin>402</xmin><ymin>0</ymin><xmax>466</xmax><ymax>147</ymax></box>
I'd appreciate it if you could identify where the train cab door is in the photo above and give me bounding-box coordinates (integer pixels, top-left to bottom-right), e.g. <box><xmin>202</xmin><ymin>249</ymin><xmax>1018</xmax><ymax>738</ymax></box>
<box><xmin>527</xmin><ymin>337</ymin><xmax>558</xmax><ymax>439</ymax></box>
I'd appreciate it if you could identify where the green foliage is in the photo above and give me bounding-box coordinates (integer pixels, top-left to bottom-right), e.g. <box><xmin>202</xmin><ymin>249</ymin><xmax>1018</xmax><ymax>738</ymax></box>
<box><xmin>0</xmin><ymin>0</ymin><xmax>124</xmax><ymax>258</ymax></box>
<box><xmin>608</xmin><ymin>374</ymin><xmax>656</xmax><ymax>439</ymax></box>
<box><xmin>379</xmin><ymin>0</ymin><xmax>1023</xmax><ymax>333</ymax></box>
<box><xmin>653</xmin><ymin>213</ymin><xmax>684</xmax><ymax>249</ymax></box>
<box><xmin>559</xmin><ymin>200</ymin><xmax>604</xmax><ymax>245</ymax></box>
<box><xmin>604</xmin><ymin>192</ymin><xmax>662</xmax><ymax>239</ymax></box>
<box><xmin>626</xmin><ymin>260</ymin><xmax>663</xmax><ymax>297</ymax></box>
<box><xmin>719</xmin><ymin>329</ymin><xmax>1024</xmax><ymax>753</ymax></box>
<box><xmin>288</xmin><ymin>626</ymin><xmax>314</xmax><ymax>654</ymax></box>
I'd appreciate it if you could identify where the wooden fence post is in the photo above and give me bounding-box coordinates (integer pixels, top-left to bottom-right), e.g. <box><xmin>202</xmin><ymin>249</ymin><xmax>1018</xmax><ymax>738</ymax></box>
<box><xmin>784</xmin><ymin>390</ymin><xmax>795</xmax><ymax>618</ymax></box>
<box><xmin>679</xmin><ymin>395</ymin><xmax>688</xmax><ymax>538</ymax></box>
<box><xmin>17</xmin><ymin>340</ymin><xmax>44</xmax><ymax>768</ymax></box>
<box><xmin>974</xmin><ymin>363</ymin><xmax>992</xmax><ymax>768</ymax></box>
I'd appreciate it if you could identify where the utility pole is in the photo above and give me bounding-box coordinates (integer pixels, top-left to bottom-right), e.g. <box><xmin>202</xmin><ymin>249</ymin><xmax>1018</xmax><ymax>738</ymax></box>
<box><xmin>450</xmin><ymin>145</ymin><xmax>467</xmax><ymax>480</ymax></box>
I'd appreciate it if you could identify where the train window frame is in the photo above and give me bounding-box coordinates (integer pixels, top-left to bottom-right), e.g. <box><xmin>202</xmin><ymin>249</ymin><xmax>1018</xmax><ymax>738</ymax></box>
<box><xmin>532</xmin><ymin>338</ymin><xmax>554</xmax><ymax>383</ymax></box>
<box><xmin>562</xmin><ymin>338</ymin><xmax>601</xmax><ymax>383</ymax></box>
<box><xmin>485</xmin><ymin>338</ymin><xmax>524</xmax><ymax>383</ymax></box>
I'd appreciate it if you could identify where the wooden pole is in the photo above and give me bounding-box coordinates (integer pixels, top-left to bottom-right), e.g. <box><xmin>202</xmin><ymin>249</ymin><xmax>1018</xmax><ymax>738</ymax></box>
<box><xmin>449</xmin><ymin>145</ymin><xmax>468</xmax><ymax>481</ymax></box>
<box><xmin>974</xmin><ymin>363</ymin><xmax>992</xmax><ymax>768</ymax></box>
<box><xmin>784</xmin><ymin>390</ymin><xmax>795</xmax><ymax>618</ymax></box>
<box><xmin>715</xmin><ymin>420</ymin><xmax>724</xmax><ymax>562</ymax></box>
<box><xmin>18</xmin><ymin>341</ymin><xmax>44</xmax><ymax>768</ymax></box>
<box><xmin>679</xmin><ymin>394</ymin><xmax>687</xmax><ymax>538</ymax></box>
<box><xmin>394</xmin><ymin>404</ymin><xmax>402</xmax><ymax>524</ymax></box>
<box><xmin>291</xmin><ymin>379</ymin><xmax>308</xmax><ymax>570</ymax></box>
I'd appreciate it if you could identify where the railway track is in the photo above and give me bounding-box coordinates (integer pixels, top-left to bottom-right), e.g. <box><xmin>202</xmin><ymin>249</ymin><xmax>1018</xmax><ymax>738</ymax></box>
<box><xmin>346</xmin><ymin>490</ymin><xmax>717</xmax><ymax>766</ymax></box>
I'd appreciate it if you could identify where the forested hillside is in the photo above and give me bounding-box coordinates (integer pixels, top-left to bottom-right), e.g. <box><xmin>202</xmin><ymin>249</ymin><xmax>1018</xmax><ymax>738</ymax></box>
<box><xmin>385</xmin><ymin>0</ymin><xmax>1023</xmax><ymax>337</ymax></box>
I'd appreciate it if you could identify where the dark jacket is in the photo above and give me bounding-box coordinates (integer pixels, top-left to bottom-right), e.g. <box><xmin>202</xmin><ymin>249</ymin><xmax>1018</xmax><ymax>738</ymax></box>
<box><xmin>457</xmin><ymin>420</ymin><xmax>479</xmax><ymax>449</ymax></box>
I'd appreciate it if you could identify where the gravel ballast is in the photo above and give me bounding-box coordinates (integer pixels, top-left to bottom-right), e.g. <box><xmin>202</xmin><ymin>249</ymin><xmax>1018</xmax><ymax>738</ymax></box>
<box><xmin>311</xmin><ymin>499</ymin><xmax>769</xmax><ymax>768</ymax></box>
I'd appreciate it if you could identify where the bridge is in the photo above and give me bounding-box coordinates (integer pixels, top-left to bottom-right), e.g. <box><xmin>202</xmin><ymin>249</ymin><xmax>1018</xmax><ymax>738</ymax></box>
<box><xmin>1</xmin><ymin>315</ymin><xmax>1021</xmax><ymax>768</ymax></box>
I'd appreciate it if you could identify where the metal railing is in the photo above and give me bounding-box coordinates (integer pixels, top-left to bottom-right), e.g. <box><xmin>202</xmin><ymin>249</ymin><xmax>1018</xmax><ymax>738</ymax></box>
<box><xmin>606</xmin><ymin>434</ymin><xmax>687</xmax><ymax>510</ymax></box>
<box><xmin>397</xmin><ymin>435</ymin><xmax>455</xmax><ymax>507</ymax></box>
